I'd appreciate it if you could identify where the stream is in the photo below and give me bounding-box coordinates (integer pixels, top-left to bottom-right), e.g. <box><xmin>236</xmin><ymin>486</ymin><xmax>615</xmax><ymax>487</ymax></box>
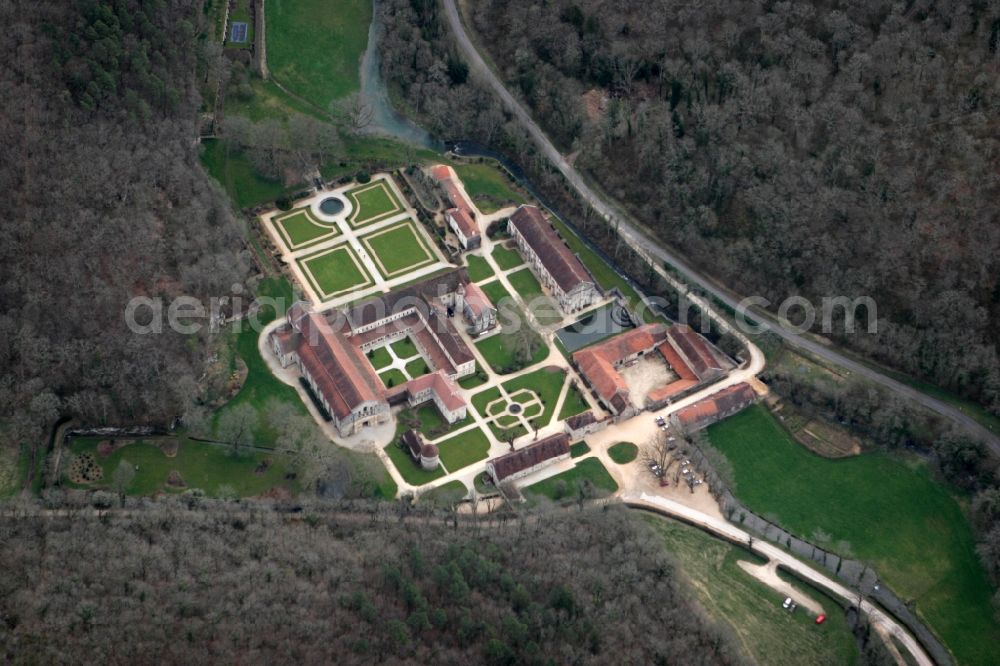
<box><xmin>358</xmin><ymin>0</ymin><xmax>440</xmax><ymax>150</ymax></box>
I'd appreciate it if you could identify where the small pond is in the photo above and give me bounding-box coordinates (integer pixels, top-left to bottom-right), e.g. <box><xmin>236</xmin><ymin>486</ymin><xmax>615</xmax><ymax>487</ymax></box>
<box><xmin>509</xmin><ymin>403</ymin><xmax>523</xmax><ymax>414</ymax></box>
<box><xmin>320</xmin><ymin>197</ymin><xmax>346</xmax><ymax>216</ymax></box>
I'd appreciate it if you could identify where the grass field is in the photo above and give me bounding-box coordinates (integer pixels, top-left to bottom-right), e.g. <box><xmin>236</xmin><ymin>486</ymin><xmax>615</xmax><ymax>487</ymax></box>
<box><xmin>506</xmin><ymin>267</ymin><xmax>562</xmax><ymax>326</ymax></box>
<box><xmin>492</xmin><ymin>244</ymin><xmax>524</xmax><ymax>270</ymax></box>
<box><xmin>379</xmin><ymin>368</ymin><xmax>406</xmax><ymax>388</ymax></box>
<box><xmin>523</xmin><ymin>458</ymin><xmax>617</xmax><ymax>501</ymax></box>
<box><xmin>66</xmin><ymin>437</ymin><xmax>296</xmax><ymax>497</ymax></box>
<box><xmin>471</xmin><ymin>387</ymin><xmax>502</xmax><ymax>418</ymax></box>
<box><xmin>458</xmin><ymin>367</ymin><xmax>488</xmax><ymax>390</ymax></box>
<box><xmin>273</xmin><ymin>208</ymin><xmax>338</xmax><ymax>249</ymax></box>
<box><xmin>558</xmin><ymin>382</ymin><xmax>589</xmax><ymax>420</ymax></box>
<box><xmin>570</xmin><ymin>441</ymin><xmax>590</xmax><ymax>458</ymax></box>
<box><xmin>347</xmin><ymin>181</ymin><xmax>404</xmax><ymax>227</ymax></box>
<box><xmin>479</xmin><ymin>279</ymin><xmax>513</xmax><ymax>305</ymax></box>
<box><xmin>367</xmin><ymin>346</ymin><xmax>392</xmax><ymax>370</ymax></box>
<box><xmin>476</xmin><ymin>327</ymin><xmax>547</xmax><ymax>375</ymax></box>
<box><xmin>265</xmin><ymin>0</ymin><xmax>371</xmax><ymax>109</ymax></box>
<box><xmin>503</xmin><ymin>367</ymin><xmax>565</xmax><ymax>429</ymax></box>
<box><xmin>361</xmin><ymin>221</ymin><xmax>434</xmax><ymax>277</ymax></box>
<box><xmin>436</xmin><ymin>427</ymin><xmax>490</xmax><ymax>472</ymax></box>
<box><xmin>209</xmin><ymin>277</ymin><xmax>397</xmax><ymax>499</ymax></box>
<box><xmin>200</xmin><ymin>139</ymin><xmax>295</xmax><ymax>209</ymax></box>
<box><xmin>644</xmin><ymin>515</ymin><xmax>859</xmax><ymax>666</ymax></box>
<box><xmin>420</xmin><ymin>480</ymin><xmax>469</xmax><ymax>505</ymax></box>
<box><xmin>410</xmin><ymin>405</ymin><xmax>471</xmax><ymax>439</ymax></box>
<box><xmin>708</xmin><ymin>405</ymin><xmax>1000</xmax><ymax>665</ymax></box>
<box><xmin>608</xmin><ymin>442</ymin><xmax>638</xmax><ymax>464</ymax></box>
<box><xmin>391</xmin><ymin>337</ymin><xmax>418</xmax><ymax>359</ymax></box>
<box><xmin>465</xmin><ymin>254</ymin><xmax>495</xmax><ymax>282</ymax></box>
<box><xmin>404</xmin><ymin>358</ymin><xmax>430</xmax><ymax>378</ymax></box>
<box><xmin>298</xmin><ymin>245</ymin><xmax>372</xmax><ymax>299</ymax></box>
<box><xmin>451</xmin><ymin>162</ymin><xmax>525</xmax><ymax>214</ymax></box>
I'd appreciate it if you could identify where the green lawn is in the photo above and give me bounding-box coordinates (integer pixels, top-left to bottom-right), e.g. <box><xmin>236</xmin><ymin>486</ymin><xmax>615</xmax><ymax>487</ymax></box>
<box><xmin>506</xmin><ymin>267</ymin><xmax>544</xmax><ymax>301</ymax></box>
<box><xmin>644</xmin><ymin>515</ymin><xmax>859</xmax><ymax>666</ymax></box>
<box><xmin>384</xmin><ymin>441</ymin><xmax>445</xmax><ymax>486</ymax></box>
<box><xmin>479</xmin><ymin>279</ymin><xmax>513</xmax><ymax>305</ymax></box>
<box><xmin>209</xmin><ymin>277</ymin><xmax>396</xmax><ymax>500</ymax></box>
<box><xmin>507</xmin><ymin>267</ymin><xmax>562</xmax><ymax>326</ymax></box>
<box><xmin>200</xmin><ymin>138</ymin><xmax>296</xmax><ymax>209</ymax></box>
<box><xmin>503</xmin><ymin>367</ymin><xmax>566</xmax><ymax>429</ymax></box>
<box><xmin>558</xmin><ymin>382</ymin><xmax>589</xmax><ymax>420</ymax></box>
<box><xmin>436</xmin><ymin>427</ymin><xmax>490</xmax><ymax>472</ymax></box>
<box><xmin>361</xmin><ymin>221</ymin><xmax>434</xmax><ymax>277</ymax></box>
<box><xmin>471</xmin><ymin>387</ymin><xmax>502</xmax><ymax>417</ymax></box>
<box><xmin>457</xmin><ymin>368</ymin><xmax>488</xmax><ymax>390</ymax></box>
<box><xmin>420</xmin><ymin>480</ymin><xmax>469</xmax><ymax>505</ymax></box>
<box><xmin>570</xmin><ymin>441</ymin><xmax>590</xmax><ymax>458</ymax></box>
<box><xmin>608</xmin><ymin>442</ymin><xmax>638</xmax><ymax>464</ymax></box>
<box><xmin>465</xmin><ymin>254</ymin><xmax>495</xmax><ymax>282</ymax></box>
<box><xmin>298</xmin><ymin>246</ymin><xmax>372</xmax><ymax>299</ymax></box>
<box><xmin>491</xmin><ymin>244</ymin><xmax>524</xmax><ymax>270</ymax></box>
<box><xmin>523</xmin><ymin>458</ymin><xmax>617</xmax><ymax>501</ymax></box>
<box><xmin>489</xmin><ymin>422</ymin><xmax>528</xmax><ymax>442</ymax></box>
<box><xmin>451</xmin><ymin>162</ymin><xmax>525</xmax><ymax>214</ymax></box>
<box><xmin>367</xmin><ymin>346</ymin><xmax>393</xmax><ymax>370</ymax></box>
<box><xmin>379</xmin><ymin>368</ymin><xmax>406</xmax><ymax>389</ymax></box>
<box><xmin>404</xmin><ymin>358</ymin><xmax>430</xmax><ymax>378</ymax></box>
<box><xmin>274</xmin><ymin>208</ymin><xmax>338</xmax><ymax>249</ymax></box>
<box><xmin>708</xmin><ymin>405</ymin><xmax>1000</xmax><ymax>665</ymax></box>
<box><xmin>411</xmin><ymin>404</ymin><xmax>471</xmax><ymax>439</ymax></box>
<box><xmin>475</xmin><ymin>328</ymin><xmax>547</xmax><ymax>375</ymax></box>
<box><xmin>66</xmin><ymin>437</ymin><xmax>296</xmax><ymax>498</ymax></box>
<box><xmin>265</xmin><ymin>0</ymin><xmax>371</xmax><ymax>109</ymax></box>
<box><xmin>347</xmin><ymin>181</ymin><xmax>403</xmax><ymax>227</ymax></box>
<box><xmin>391</xmin><ymin>337</ymin><xmax>418</xmax><ymax>359</ymax></box>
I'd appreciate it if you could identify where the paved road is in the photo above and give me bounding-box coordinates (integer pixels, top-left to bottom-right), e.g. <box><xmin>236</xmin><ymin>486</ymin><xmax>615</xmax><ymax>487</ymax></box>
<box><xmin>626</xmin><ymin>493</ymin><xmax>934</xmax><ymax>666</ymax></box>
<box><xmin>441</xmin><ymin>0</ymin><xmax>1000</xmax><ymax>456</ymax></box>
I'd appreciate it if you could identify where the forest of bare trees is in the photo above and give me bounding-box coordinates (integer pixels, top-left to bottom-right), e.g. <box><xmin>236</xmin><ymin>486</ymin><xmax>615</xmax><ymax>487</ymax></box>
<box><xmin>382</xmin><ymin>0</ymin><xmax>1000</xmax><ymax>418</ymax></box>
<box><xmin>464</xmin><ymin>0</ymin><xmax>1000</xmax><ymax>416</ymax></box>
<box><xmin>0</xmin><ymin>1</ymin><xmax>249</xmax><ymax>446</ymax></box>
<box><xmin>0</xmin><ymin>502</ymin><xmax>745</xmax><ymax>665</ymax></box>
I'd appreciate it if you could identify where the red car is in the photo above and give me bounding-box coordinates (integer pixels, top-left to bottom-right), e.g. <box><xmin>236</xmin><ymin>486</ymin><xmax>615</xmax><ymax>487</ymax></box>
<box><xmin>815</xmin><ymin>614</ymin><xmax>826</xmax><ymax>625</ymax></box>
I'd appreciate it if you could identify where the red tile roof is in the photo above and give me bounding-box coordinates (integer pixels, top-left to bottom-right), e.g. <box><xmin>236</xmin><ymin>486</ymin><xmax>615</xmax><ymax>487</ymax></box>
<box><xmin>488</xmin><ymin>433</ymin><xmax>570</xmax><ymax>482</ymax></box>
<box><xmin>658</xmin><ymin>342</ymin><xmax>697</xmax><ymax>381</ymax></box>
<box><xmin>447</xmin><ymin>207</ymin><xmax>479</xmax><ymax>239</ymax></box>
<box><xmin>647</xmin><ymin>379</ymin><xmax>698</xmax><ymax>403</ymax></box>
<box><xmin>574</xmin><ymin>350</ymin><xmax>629</xmax><ymax>407</ymax></box>
<box><xmin>674</xmin><ymin>383</ymin><xmax>756</xmax><ymax>427</ymax></box>
<box><xmin>463</xmin><ymin>282</ymin><xmax>494</xmax><ymax>318</ymax></box>
<box><xmin>667</xmin><ymin>325</ymin><xmax>723</xmax><ymax>378</ymax></box>
<box><xmin>509</xmin><ymin>206</ymin><xmax>593</xmax><ymax>294</ymax></box>
<box><xmin>432</xmin><ymin>165</ymin><xmax>473</xmax><ymax>215</ymax></box>
<box><xmin>405</xmin><ymin>370</ymin><xmax>466</xmax><ymax>412</ymax></box>
<box><xmin>295</xmin><ymin>312</ymin><xmax>385</xmax><ymax>420</ymax></box>
<box><xmin>572</xmin><ymin>324</ymin><xmax>668</xmax><ymax>408</ymax></box>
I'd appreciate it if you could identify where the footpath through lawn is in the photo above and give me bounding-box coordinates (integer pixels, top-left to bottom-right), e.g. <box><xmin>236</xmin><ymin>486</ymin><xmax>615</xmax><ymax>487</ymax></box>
<box><xmin>707</xmin><ymin>404</ymin><xmax>1000</xmax><ymax>665</ymax></box>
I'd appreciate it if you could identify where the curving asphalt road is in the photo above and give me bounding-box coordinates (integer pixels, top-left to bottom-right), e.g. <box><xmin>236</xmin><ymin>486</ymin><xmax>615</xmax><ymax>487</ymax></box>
<box><xmin>441</xmin><ymin>0</ymin><xmax>1000</xmax><ymax>456</ymax></box>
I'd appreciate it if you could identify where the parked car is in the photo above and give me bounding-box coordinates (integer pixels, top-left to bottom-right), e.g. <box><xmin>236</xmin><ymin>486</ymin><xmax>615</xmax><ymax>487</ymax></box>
<box><xmin>815</xmin><ymin>614</ymin><xmax>826</xmax><ymax>625</ymax></box>
<box><xmin>782</xmin><ymin>598</ymin><xmax>793</xmax><ymax>609</ymax></box>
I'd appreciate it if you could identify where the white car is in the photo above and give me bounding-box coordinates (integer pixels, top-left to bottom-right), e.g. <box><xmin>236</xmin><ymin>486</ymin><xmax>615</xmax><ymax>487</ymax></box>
<box><xmin>782</xmin><ymin>597</ymin><xmax>793</xmax><ymax>609</ymax></box>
